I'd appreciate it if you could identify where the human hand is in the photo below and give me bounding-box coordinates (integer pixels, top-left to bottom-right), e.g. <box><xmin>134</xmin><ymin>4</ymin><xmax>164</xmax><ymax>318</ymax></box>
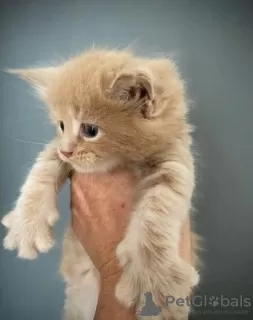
<box><xmin>72</xmin><ymin>171</ymin><xmax>193</xmax><ymax>273</ymax></box>
<box><xmin>71</xmin><ymin>170</ymin><xmax>137</xmax><ymax>277</ymax></box>
<box><xmin>71</xmin><ymin>171</ymin><xmax>193</xmax><ymax>320</ymax></box>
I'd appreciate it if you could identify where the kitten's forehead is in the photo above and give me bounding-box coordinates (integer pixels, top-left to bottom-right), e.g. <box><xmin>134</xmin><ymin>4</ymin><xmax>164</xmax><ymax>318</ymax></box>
<box><xmin>48</xmin><ymin>71</ymin><xmax>114</xmax><ymax>123</ymax></box>
<box><xmin>47</xmin><ymin>50</ymin><xmax>132</xmax><ymax>112</ymax></box>
<box><xmin>48</xmin><ymin>67</ymin><xmax>101</xmax><ymax>111</ymax></box>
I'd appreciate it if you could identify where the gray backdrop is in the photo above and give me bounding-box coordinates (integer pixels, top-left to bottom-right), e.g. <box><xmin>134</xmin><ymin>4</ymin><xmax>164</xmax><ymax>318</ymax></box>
<box><xmin>0</xmin><ymin>0</ymin><xmax>252</xmax><ymax>319</ymax></box>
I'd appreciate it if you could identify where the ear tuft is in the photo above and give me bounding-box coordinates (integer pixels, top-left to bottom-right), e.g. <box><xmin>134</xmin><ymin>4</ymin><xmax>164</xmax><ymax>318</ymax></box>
<box><xmin>5</xmin><ymin>67</ymin><xmax>57</xmax><ymax>98</ymax></box>
<box><xmin>109</xmin><ymin>68</ymin><xmax>155</xmax><ymax>118</ymax></box>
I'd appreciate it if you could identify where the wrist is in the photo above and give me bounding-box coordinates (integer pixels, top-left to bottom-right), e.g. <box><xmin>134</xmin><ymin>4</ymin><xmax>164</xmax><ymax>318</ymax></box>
<box><xmin>96</xmin><ymin>267</ymin><xmax>121</xmax><ymax>319</ymax></box>
<box><xmin>99</xmin><ymin>254</ymin><xmax>121</xmax><ymax>280</ymax></box>
<box><xmin>96</xmin><ymin>270</ymin><xmax>136</xmax><ymax>320</ymax></box>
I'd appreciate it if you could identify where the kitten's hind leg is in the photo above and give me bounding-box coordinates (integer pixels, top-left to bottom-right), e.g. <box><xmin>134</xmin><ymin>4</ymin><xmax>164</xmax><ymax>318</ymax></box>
<box><xmin>60</xmin><ymin>227</ymin><xmax>100</xmax><ymax>320</ymax></box>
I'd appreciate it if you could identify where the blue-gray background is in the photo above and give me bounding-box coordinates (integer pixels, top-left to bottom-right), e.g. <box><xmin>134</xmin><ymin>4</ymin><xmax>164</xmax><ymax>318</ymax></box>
<box><xmin>0</xmin><ymin>0</ymin><xmax>252</xmax><ymax>319</ymax></box>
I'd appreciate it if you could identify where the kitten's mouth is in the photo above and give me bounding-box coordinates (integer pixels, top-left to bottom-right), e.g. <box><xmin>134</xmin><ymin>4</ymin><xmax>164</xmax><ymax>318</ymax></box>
<box><xmin>57</xmin><ymin>149</ymin><xmax>98</xmax><ymax>172</ymax></box>
<box><xmin>57</xmin><ymin>148</ymin><xmax>120</xmax><ymax>173</ymax></box>
<box><xmin>60</xmin><ymin>151</ymin><xmax>73</xmax><ymax>158</ymax></box>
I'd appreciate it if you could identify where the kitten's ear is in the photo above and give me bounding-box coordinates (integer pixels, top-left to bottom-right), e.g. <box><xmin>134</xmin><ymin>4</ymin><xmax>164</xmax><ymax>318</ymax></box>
<box><xmin>109</xmin><ymin>69</ymin><xmax>156</xmax><ymax>119</ymax></box>
<box><xmin>5</xmin><ymin>67</ymin><xmax>57</xmax><ymax>98</ymax></box>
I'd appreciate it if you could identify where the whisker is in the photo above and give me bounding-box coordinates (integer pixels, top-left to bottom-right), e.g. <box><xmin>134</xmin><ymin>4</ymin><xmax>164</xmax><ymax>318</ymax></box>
<box><xmin>9</xmin><ymin>137</ymin><xmax>46</xmax><ymax>146</ymax></box>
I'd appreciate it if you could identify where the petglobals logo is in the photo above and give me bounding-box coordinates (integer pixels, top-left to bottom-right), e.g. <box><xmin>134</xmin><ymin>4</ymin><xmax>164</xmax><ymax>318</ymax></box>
<box><xmin>191</xmin><ymin>294</ymin><xmax>251</xmax><ymax>308</ymax></box>
<box><xmin>138</xmin><ymin>292</ymin><xmax>162</xmax><ymax>316</ymax></box>
<box><xmin>136</xmin><ymin>292</ymin><xmax>251</xmax><ymax>316</ymax></box>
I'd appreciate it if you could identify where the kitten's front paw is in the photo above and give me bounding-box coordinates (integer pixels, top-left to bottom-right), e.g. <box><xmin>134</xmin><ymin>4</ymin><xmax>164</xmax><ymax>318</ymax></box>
<box><xmin>116</xmin><ymin>240</ymin><xmax>140</xmax><ymax>307</ymax></box>
<box><xmin>115</xmin><ymin>255</ymin><xmax>199</xmax><ymax>319</ymax></box>
<box><xmin>2</xmin><ymin>206</ymin><xmax>59</xmax><ymax>259</ymax></box>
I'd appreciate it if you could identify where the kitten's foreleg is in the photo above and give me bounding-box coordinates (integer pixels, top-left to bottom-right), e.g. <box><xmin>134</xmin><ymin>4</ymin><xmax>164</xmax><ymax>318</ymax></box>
<box><xmin>116</xmin><ymin>160</ymin><xmax>199</xmax><ymax>319</ymax></box>
<box><xmin>2</xmin><ymin>139</ymin><xmax>69</xmax><ymax>259</ymax></box>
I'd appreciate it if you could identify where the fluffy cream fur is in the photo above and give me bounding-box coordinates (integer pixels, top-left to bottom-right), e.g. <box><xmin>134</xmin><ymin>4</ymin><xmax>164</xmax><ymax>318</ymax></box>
<box><xmin>2</xmin><ymin>48</ymin><xmax>199</xmax><ymax>320</ymax></box>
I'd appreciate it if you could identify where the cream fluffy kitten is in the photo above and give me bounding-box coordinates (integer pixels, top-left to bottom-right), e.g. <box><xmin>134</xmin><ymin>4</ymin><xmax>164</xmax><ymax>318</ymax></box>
<box><xmin>2</xmin><ymin>49</ymin><xmax>199</xmax><ymax>319</ymax></box>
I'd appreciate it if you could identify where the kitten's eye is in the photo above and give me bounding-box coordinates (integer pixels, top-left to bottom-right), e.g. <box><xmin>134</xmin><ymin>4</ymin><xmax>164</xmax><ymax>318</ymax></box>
<box><xmin>81</xmin><ymin>123</ymin><xmax>99</xmax><ymax>138</ymax></box>
<box><xmin>59</xmin><ymin>121</ymin><xmax>64</xmax><ymax>132</ymax></box>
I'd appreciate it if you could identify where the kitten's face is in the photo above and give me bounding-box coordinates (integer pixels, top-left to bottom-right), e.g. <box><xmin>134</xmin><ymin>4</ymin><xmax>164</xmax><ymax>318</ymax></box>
<box><xmin>51</xmin><ymin>82</ymin><xmax>157</xmax><ymax>172</ymax></box>
<box><xmin>9</xmin><ymin>49</ymin><xmax>186</xmax><ymax>173</ymax></box>
<box><xmin>52</xmin><ymin>97</ymin><xmax>144</xmax><ymax>173</ymax></box>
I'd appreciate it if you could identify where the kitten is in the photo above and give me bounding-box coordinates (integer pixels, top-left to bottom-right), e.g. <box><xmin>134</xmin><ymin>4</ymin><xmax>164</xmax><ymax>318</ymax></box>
<box><xmin>2</xmin><ymin>48</ymin><xmax>199</xmax><ymax>319</ymax></box>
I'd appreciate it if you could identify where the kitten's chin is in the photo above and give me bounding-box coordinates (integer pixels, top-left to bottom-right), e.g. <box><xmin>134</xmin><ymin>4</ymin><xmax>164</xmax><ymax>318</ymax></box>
<box><xmin>70</xmin><ymin>158</ymin><xmax>120</xmax><ymax>174</ymax></box>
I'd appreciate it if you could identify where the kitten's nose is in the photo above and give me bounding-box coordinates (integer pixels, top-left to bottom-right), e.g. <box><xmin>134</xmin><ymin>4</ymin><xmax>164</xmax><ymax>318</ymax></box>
<box><xmin>60</xmin><ymin>150</ymin><xmax>73</xmax><ymax>158</ymax></box>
